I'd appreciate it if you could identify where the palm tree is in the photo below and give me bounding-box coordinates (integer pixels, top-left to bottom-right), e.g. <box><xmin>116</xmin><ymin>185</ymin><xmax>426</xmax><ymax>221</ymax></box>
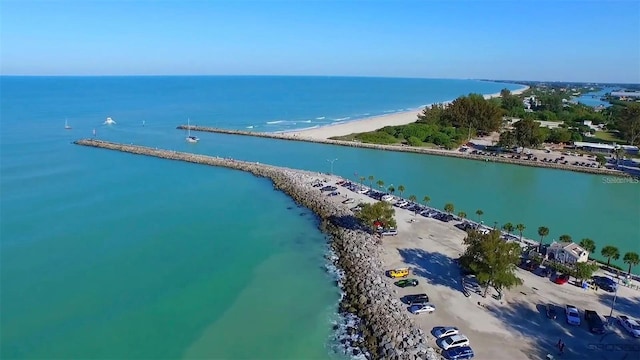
<box><xmin>458</xmin><ymin>211</ymin><xmax>467</xmax><ymax>220</ymax></box>
<box><xmin>397</xmin><ymin>185</ymin><xmax>405</xmax><ymax>197</ymax></box>
<box><xmin>515</xmin><ymin>223</ymin><xmax>526</xmax><ymax>242</ymax></box>
<box><xmin>444</xmin><ymin>203</ymin><xmax>454</xmax><ymax>214</ymax></box>
<box><xmin>601</xmin><ymin>246</ymin><xmax>620</xmax><ymax>267</ymax></box>
<box><xmin>387</xmin><ymin>185</ymin><xmax>395</xmax><ymax>195</ymax></box>
<box><xmin>559</xmin><ymin>234</ymin><xmax>572</xmax><ymax>243</ymax></box>
<box><xmin>376</xmin><ymin>179</ymin><xmax>384</xmax><ymax>190</ymax></box>
<box><xmin>475</xmin><ymin>209</ymin><xmax>483</xmax><ymax>222</ymax></box>
<box><xmin>423</xmin><ymin>196</ymin><xmax>431</xmax><ymax>206</ymax></box>
<box><xmin>578</xmin><ymin>238</ymin><xmax>596</xmax><ymax>254</ymax></box>
<box><xmin>408</xmin><ymin>195</ymin><xmax>417</xmax><ymax>215</ymax></box>
<box><xmin>537</xmin><ymin>226</ymin><xmax>549</xmax><ymax>249</ymax></box>
<box><xmin>359</xmin><ymin>176</ymin><xmax>365</xmax><ymax>187</ymax></box>
<box><xmin>623</xmin><ymin>252</ymin><xmax>640</xmax><ymax>275</ymax></box>
<box><xmin>368</xmin><ymin>175</ymin><xmax>374</xmax><ymax>188</ymax></box>
<box><xmin>502</xmin><ymin>222</ymin><xmax>514</xmax><ymax>235</ymax></box>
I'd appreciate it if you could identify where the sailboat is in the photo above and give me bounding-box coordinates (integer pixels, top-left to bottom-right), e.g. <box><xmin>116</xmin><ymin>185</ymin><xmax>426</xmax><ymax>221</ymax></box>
<box><xmin>104</xmin><ymin>117</ymin><xmax>116</xmax><ymax>125</ymax></box>
<box><xmin>186</xmin><ymin>118</ymin><xmax>199</xmax><ymax>143</ymax></box>
<box><xmin>64</xmin><ymin>118</ymin><xmax>72</xmax><ymax>130</ymax></box>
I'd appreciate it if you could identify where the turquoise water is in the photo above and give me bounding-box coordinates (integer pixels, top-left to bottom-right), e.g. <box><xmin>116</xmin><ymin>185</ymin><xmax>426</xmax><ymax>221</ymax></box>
<box><xmin>2</xmin><ymin>76</ymin><xmax>636</xmax><ymax>359</ymax></box>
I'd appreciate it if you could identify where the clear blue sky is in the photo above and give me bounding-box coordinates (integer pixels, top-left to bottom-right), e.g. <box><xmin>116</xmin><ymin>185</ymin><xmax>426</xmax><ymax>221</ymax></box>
<box><xmin>1</xmin><ymin>0</ymin><xmax>638</xmax><ymax>83</ymax></box>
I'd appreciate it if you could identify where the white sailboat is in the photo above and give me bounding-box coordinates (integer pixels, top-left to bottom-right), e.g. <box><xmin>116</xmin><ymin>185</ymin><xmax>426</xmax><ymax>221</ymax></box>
<box><xmin>104</xmin><ymin>117</ymin><xmax>116</xmax><ymax>125</ymax></box>
<box><xmin>186</xmin><ymin>118</ymin><xmax>199</xmax><ymax>143</ymax></box>
<box><xmin>64</xmin><ymin>118</ymin><xmax>72</xmax><ymax>130</ymax></box>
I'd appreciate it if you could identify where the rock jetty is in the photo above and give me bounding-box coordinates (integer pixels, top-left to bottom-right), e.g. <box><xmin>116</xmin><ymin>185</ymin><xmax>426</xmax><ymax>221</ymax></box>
<box><xmin>176</xmin><ymin>125</ymin><xmax>632</xmax><ymax>178</ymax></box>
<box><xmin>74</xmin><ymin>139</ymin><xmax>439</xmax><ymax>360</ymax></box>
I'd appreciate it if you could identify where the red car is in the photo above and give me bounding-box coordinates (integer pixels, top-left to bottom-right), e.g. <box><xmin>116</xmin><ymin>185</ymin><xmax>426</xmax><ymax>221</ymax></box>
<box><xmin>554</xmin><ymin>274</ymin><xmax>569</xmax><ymax>285</ymax></box>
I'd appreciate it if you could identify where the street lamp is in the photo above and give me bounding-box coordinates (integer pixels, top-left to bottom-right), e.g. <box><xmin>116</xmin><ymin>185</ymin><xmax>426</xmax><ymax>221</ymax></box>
<box><xmin>608</xmin><ymin>281</ymin><xmax>619</xmax><ymax>320</ymax></box>
<box><xmin>326</xmin><ymin>158</ymin><xmax>338</xmax><ymax>174</ymax></box>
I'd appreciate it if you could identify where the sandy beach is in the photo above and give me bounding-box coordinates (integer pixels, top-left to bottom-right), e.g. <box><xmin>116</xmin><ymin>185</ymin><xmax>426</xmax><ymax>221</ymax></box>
<box><xmin>290</xmin><ymin>86</ymin><xmax>530</xmax><ymax>139</ymax></box>
<box><xmin>322</xmin><ymin>179</ymin><xmax>640</xmax><ymax>360</ymax></box>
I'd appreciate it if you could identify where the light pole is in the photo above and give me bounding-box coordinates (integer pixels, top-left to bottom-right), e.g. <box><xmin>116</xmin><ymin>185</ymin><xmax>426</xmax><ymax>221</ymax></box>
<box><xmin>608</xmin><ymin>282</ymin><xmax>619</xmax><ymax>320</ymax></box>
<box><xmin>326</xmin><ymin>158</ymin><xmax>338</xmax><ymax>175</ymax></box>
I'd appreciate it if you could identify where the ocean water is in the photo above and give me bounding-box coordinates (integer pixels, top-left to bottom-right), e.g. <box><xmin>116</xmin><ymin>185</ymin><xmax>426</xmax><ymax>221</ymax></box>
<box><xmin>1</xmin><ymin>76</ymin><xmax>637</xmax><ymax>359</ymax></box>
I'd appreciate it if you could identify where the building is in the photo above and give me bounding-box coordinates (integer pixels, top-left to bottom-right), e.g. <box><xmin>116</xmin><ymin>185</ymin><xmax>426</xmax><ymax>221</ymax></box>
<box><xmin>611</xmin><ymin>91</ymin><xmax>640</xmax><ymax>100</ymax></box>
<box><xmin>547</xmin><ymin>242</ymin><xmax>589</xmax><ymax>264</ymax></box>
<box><xmin>573</xmin><ymin>141</ymin><xmax>639</xmax><ymax>155</ymax></box>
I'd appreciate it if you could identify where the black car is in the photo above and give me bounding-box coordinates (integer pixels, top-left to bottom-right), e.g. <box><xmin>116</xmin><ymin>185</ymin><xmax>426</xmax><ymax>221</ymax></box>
<box><xmin>404</xmin><ymin>293</ymin><xmax>429</xmax><ymax>305</ymax></box>
<box><xmin>584</xmin><ymin>310</ymin><xmax>606</xmax><ymax>334</ymax></box>
<box><xmin>546</xmin><ymin>304</ymin><xmax>558</xmax><ymax>319</ymax></box>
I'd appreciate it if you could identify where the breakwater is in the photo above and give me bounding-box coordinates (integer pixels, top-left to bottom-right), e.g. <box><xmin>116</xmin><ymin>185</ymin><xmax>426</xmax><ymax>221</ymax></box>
<box><xmin>73</xmin><ymin>139</ymin><xmax>438</xmax><ymax>360</ymax></box>
<box><xmin>176</xmin><ymin>125</ymin><xmax>632</xmax><ymax>178</ymax></box>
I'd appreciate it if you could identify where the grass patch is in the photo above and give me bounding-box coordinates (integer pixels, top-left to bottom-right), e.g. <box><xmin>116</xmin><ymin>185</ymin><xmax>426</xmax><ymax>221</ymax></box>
<box><xmin>593</xmin><ymin>131</ymin><xmax>625</xmax><ymax>143</ymax></box>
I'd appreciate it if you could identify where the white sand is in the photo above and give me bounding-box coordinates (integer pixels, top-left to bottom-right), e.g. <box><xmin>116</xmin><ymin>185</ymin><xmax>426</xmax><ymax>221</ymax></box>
<box><xmin>290</xmin><ymin>86</ymin><xmax>530</xmax><ymax>140</ymax></box>
<box><xmin>318</xmin><ymin>177</ymin><xmax>640</xmax><ymax>360</ymax></box>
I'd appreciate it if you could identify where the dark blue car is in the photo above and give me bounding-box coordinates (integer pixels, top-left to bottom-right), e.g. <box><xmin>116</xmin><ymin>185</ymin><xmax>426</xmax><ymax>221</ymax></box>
<box><xmin>443</xmin><ymin>345</ymin><xmax>474</xmax><ymax>360</ymax></box>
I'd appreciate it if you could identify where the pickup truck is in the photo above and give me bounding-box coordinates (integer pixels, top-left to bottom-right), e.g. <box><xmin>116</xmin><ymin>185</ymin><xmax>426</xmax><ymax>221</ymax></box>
<box><xmin>584</xmin><ymin>310</ymin><xmax>606</xmax><ymax>334</ymax></box>
<box><xmin>618</xmin><ymin>315</ymin><xmax>640</xmax><ymax>338</ymax></box>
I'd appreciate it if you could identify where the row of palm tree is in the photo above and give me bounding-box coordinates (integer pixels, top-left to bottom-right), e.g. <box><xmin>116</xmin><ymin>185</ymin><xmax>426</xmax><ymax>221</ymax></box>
<box><xmin>358</xmin><ymin>175</ymin><xmax>640</xmax><ymax>274</ymax></box>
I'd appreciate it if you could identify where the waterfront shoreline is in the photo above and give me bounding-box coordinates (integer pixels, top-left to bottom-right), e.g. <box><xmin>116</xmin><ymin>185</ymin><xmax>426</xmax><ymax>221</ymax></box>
<box><xmin>282</xmin><ymin>85</ymin><xmax>529</xmax><ymax>139</ymax></box>
<box><xmin>73</xmin><ymin>139</ymin><xmax>438</xmax><ymax>360</ymax></box>
<box><xmin>175</xmin><ymin>126</ymin><xmax>633</xmax><ymax>178</ymax></box>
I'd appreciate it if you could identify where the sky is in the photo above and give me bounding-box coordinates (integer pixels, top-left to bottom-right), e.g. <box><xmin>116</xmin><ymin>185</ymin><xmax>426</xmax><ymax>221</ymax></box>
<box><xmin>1</xmin><ymin>0</ymin><xmax>639</xmax><ymax>83</ymax></box>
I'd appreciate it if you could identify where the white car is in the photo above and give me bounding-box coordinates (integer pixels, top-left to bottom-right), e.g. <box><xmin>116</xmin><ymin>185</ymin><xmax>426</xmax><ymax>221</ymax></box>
<box><xmin>438</xmin><ymin>334</ymin><xmax>470</xmax><ymax>350</ymax></box>
<box><xmin>565</xmin><ymin>305</ymin><xmax>581</xmax><ymax>326</ymax></box>
<box><xmin>381</xmin><ymin>194</ymin><xmax>394</xmax><ymax>202</ymax></box>
<box><xmin>409</xmin><ymin>303</ymin><xmax>436</xmax><ymax>314</ymax></box>
<box><xmin>618</xmin><ymin>315</ymin><xmax>640</xmax><ymax>338</ymax></box>
<box><xmin>433</xmin><ymin>326</ymin><xmax>459</xmax><ymax>339</ymax></box>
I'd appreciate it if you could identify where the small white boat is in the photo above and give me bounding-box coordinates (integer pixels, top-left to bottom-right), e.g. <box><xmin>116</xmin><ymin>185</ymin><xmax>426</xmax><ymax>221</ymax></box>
<box><xmin>186</xmin><ymin>118</ymin><xmax>199</xmax><ymax>143</ymax></box>
<box><xmin>64</xmin><ymin>118</ymin><xmax>72</xmax><ymax>130</ymax></box>
<box><xmin>104</xmin><ymin>117</ymin><xmax>116</xmax><ymax>125</ymax></box>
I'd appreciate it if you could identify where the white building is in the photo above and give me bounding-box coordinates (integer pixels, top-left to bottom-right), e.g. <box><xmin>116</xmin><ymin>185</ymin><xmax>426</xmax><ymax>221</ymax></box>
<box><xmin>547</xmin><ymin>242</ymin><xmax>589</xmax><ymax>264</ymax></box>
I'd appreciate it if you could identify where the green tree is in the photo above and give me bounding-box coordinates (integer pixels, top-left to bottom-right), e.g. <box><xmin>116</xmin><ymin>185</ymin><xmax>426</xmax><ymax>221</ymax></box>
<box><xmin>559</xmin><ymin>234</ymin><xmax>572</xmax><ymax>243</ymax></box>
<box><xmin>368</xmin><ymin>175</ymin><xmax>374</xmax><ymax>188</ymax></box>
<box><xmin>616</xmin><ymin>103</ymin><xmax>640</xmax><ymax>145</ymax></box>
<box><xmin>475</xmin><ymin>209</ymin><xmax>484</xmax><ymax>222</ymax></box>
<box><xmin>574</xmin><ymin>262</ymin><xmax>599</xmax><ymax>282</ymax></box>
<box><xmin>356</xmin><ymin>201</ymin><xmax>397</xmax><ymax>231</ymax></box>
<box><xmin>578</xmin><ymin>238</ymin><xmax>596</xmax><ymax>254</ymax></box>
<box><xmin>515</xmin><ymin>223</ymin><xmax>526</xmax><ymax>242</ymax></box>
<box><xmin>460</xmin><ymin>230</ymin><xmax>523</xmax><ymax>296</ymax></box>
<box><xmin>513</xmin><ymin>118</ymin><xmax>544</xmax><ymax>149</ymax></box>
<box><xmin>601</xmin><ymin>246</ymin><xmax>621</xmax><ymax>267</ymax></box>
<box><xmin>595</xmin><ymin>154</ymin><xmax>606</xmax><ymax>166</ymax></box>
<box><xmin>359</xmin><ymin>176</ymin><xmax>366</xmax><ymax>187</ymax></box>
<box><xmin>502</xmin><ymin>222</ymin><xmax>514</xmax><ymax>234</ymax></box>
<box><xmin>376</xmin><ymin>179</ymin><xmax>384</xmax><ymax>190</ymax></box>
<box><xmin>387</xmin><ymin>185</ymin><xmax>395</xmax><ymax>195</ymax></box>
<box><xmin>406</xmin><ymin>136</ymin><xmax>422</xmax><ymax>146</ymax></box>
<box><xmin>408</xmin><ymin>195</ymin><xmax>418</xmax><ymax>215</ymax></box>
<box><xmin>397</xmin><ymin>185</ymin><xmax>405</xmax><ymax>197</ymax></box>
<box><xmin>623</xmin><ymin>252</ymin><xmax>640</xmax><ymax>275</ymax></box>
<box><xmin>444</xmin><ymin>203</ymin><xmax>455</xmax><ymax>214</ymax></box>
<box><xmin>537</xmin><ymin>226</ymin><xmax>549</xmax><ymax>245</ymax></box>
<box><xmin>423</xmin><ymin>196</ymin><xmax>431</xmax><ymax>206</ymax></box>
<box><xmin>458</xmin><ymin>211</ymin><xmax>467</xmax><ymax>219</ymax></box>
<box><xmin>498</xmin><ymin>130</ymin><xmax>516</xmax><ymax>149</ymax></box>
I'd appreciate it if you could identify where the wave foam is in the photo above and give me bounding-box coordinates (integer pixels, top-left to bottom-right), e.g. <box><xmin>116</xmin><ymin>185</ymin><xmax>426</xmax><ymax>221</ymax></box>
<box><xmin>332</xmin><ymin>117</ymin><xmax>350</xmax><ymax>121</ymax></box>
<box><xmin>266</xmin><ymin>120</ymin><xmax>285</xmax><ymax>124</ymax></box>
<box><xmin>246</xmin><ymin>125</ymin><xmax>254</xmax><ymax>129</ymax></box>
<box><xmin>316</xmin><ymin>116</ymin><xmax>326</xmax><ymax>120</ymax></box>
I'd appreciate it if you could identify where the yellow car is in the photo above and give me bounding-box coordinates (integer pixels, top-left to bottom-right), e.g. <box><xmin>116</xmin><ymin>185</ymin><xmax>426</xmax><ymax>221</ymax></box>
<box><xmin>388</xmin><ymin>268</ymin><xmax>410</xmax><ymax>278</ymax></box>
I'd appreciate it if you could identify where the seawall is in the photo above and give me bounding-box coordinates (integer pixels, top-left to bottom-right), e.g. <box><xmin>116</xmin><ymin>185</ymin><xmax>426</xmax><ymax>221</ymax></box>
<box><xmin>73</xmin><ymin>139</ymin><xmax>438</xmax><ymax>360</ymax></box>
<box><xmin>176</xmin><ymin>125</ymin><xmax>633</xmax><ymax>178</ymax></box>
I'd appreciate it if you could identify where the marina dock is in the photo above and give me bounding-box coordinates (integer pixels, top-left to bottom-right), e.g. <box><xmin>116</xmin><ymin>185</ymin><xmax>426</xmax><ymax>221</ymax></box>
<box><xmin>176</xmin><ymin>125</ymin><xmax>632</xmax><ymax>178</ymax></box>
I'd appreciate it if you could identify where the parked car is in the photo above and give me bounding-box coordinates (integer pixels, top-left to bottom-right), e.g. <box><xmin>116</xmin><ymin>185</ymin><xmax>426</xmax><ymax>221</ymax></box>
<box><xmin>546</xmin><ymin>304</ymin><xmax>558</xmax><ymax>319</ymax></box>
<box><xmin>438</xmin><ymin>334</ymin><xmax>470</xmax><ymax>351</ymax></box>
<box><xmin>565</xmin><ymin>305</ymin><xmax>581</xmax><ymax>326</ymax></box>
<box><xmin>388</xmin><ymin>268</ymin><xmax>410</xmax><ymax>278</ymax></box>
<box><xmin>379</xmin><ymin>229</ymin><xmax>398</xmax><ymax>236</ymax></box>
<box><xmin>404</xmin><ymin>293</ymin><xmax>429</xmax><ymax>305</ymax></box>
<box><xmin>593</xmin><ymin>276</ymin><xmax>617</xmax><ymax>292</ymax></box>
<box><xmin>409</xmin><ymin>303</ymin><xmax>436</xmax><ymax>314</ymax></box>
<box><xmin>554</xmin><ymin>274</ymin><xmax>570</xmax><ymax>285</ymax></box>
<box><xmin>394</xmin><ymin>278</ymin><xmax>419</xmax><ymax>288</ymax></box>
<box><xmin>584</xmin><ymin>310</ymin><xmax>606</xmax><ymax>334</ymax></box>
<box><xmin>618</xmin><ymin>315</ymin><xmax>640</xmax><ymax>338</ymax></box>
<box><xmin>433</xmin><ymin>326</ymin><xmax>460</xmax><ymax>339</ymax></box>
<box><xmin>443</xmin><ymin>345</ymin><xmax>475</xmax><ymax>360</ymax></box>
